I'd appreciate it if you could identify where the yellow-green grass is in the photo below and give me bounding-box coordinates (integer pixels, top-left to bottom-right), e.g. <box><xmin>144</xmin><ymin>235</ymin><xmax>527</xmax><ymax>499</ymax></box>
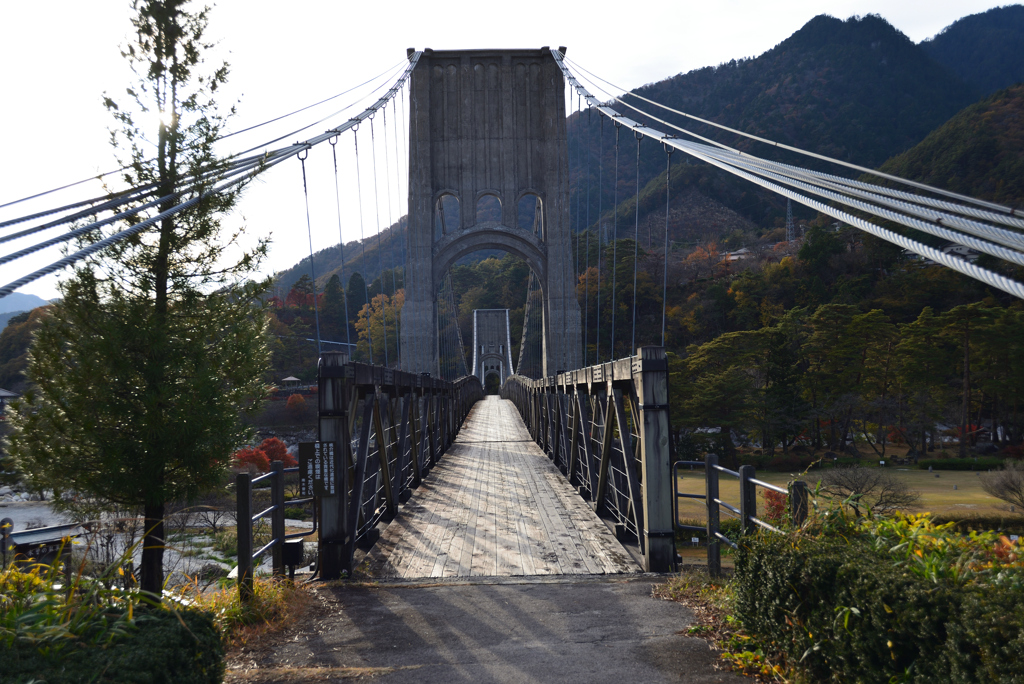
<box><xmin>674</xmin><ymin>466</ymin><xmax>1016</xmax><ymax>523</ymax></box>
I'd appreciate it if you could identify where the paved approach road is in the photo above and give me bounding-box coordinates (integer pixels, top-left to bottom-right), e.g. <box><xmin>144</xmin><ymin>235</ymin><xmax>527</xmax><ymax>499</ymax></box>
<box><xmin>226</xmin><ymin>575</ymin><xmax>746</xmax><ymax>683</ymax></box>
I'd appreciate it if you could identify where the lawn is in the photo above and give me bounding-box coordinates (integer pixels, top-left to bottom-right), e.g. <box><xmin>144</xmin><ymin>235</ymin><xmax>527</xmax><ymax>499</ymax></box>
<box><xmin>674</xmin><ymin>464</ymin><xmax>1017</xmax><ymax>523</ymax></box>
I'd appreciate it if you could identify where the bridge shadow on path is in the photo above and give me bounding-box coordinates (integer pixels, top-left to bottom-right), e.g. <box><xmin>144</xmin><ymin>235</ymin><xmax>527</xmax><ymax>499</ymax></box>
<box><xmin>227</xmin><ymin>577</ymin><xmax>745</xmax><ymax>684</ymax></box>
<box><xmin>361</xmin><ymin>396</ymin><xmax>637</xmax><ymax>579</ymax></box>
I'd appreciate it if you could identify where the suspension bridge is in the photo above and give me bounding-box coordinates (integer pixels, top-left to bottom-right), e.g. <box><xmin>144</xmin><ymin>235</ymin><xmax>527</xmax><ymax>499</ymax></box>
<box><xmin>3</xmin><ymin>47</ymin><xmax>1024</xmax><ymax>583</ymax></box>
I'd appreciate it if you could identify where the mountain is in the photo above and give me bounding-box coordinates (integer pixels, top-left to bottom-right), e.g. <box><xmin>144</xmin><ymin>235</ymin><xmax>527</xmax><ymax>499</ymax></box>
<box><xmin>0</xmin><ymin>292</ymin><xmax>47</xmax><ymax>315</ymax></box>
<box><xmin>876</xmin><ymin>83</ymin><xmax>1024</xmax><ymax>207</ymax></box>
<box><xmin>920</xmin><ymin>5</ymin><xmax>1024</xmax><ymax>97</ymax></box>
<box><xmin>272</xmin><ymin>216</ymin><xmax>406</xmax><ymax>297</ymax></box>
<box><xmin>568</xmin><ymin>13</ymin><xmax>983</xmax><ymax>240</ymax></box>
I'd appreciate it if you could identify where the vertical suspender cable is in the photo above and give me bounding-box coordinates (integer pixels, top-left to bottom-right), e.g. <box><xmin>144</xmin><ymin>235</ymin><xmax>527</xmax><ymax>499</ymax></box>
<box><xmin>329</xmin><ymin>136</ymin><xmax>353</xmax><ymax>352</ymax></box>
<box><xmin>574</xmin><ymin>92</ymin><xmax>581</xmax><ymax>306</ymax></box>
<box><xmin>298</xmin><ymin>149</ymin><xmax>323</xmax><ymax>357</ymax></box>
<box><xmin>662</xmin><ymin>145</ymin><xmax>674</xmax><ymax>347</ymax></box>
<box><xmin>399</xmin><ymin>83</ymin><xmax>411</xmax><ymax>330</ymax></box>
<box><xmin>610</xmin><ymin>121</ymin><xmax>621</xmax><ymax>362</ymax></box>
<box><xmin>584</xmin><ymin>106</ymin><xmax>592</xmax><ymax>366</ymax></box>
<box><xmin>631</xmin><ymin>130</ymin><xmax>643</xmax><ymax>355</ymax></box>
<box><xmin>387</xmin><ymin>101</ymin><xmax>403</xmax><ymax>368</ymax></box>
<box><xmin>595</xmin><ymin>115</ymin><xmax>604</xmax><ymax>365</ymax></box>
<box><xmin>353</xmin><ymin>127</ymin><xmax>373</xmax><ymax>364</ymax></box>
<box><xmin>369</xmin><ymin>117</ymin><xmax>390</xmax><ymax>367</ymax></box>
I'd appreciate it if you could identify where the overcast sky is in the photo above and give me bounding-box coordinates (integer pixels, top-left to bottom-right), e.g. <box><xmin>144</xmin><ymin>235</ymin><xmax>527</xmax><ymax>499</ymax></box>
<box><xmin>0</xmin><ymin>0</ymin><xmax>1008</xmax><ymax>301</ymax></box>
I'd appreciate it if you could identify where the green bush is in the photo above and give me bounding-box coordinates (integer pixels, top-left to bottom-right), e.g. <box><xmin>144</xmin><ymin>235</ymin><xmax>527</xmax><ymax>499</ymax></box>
<box><xmin>917</xmin><ymin>457</ymin><xmax>1005</xmax><ymax>470</ymax></box>
<box><xmin>733</xmin><ymin>517</ymin><xmax>1024</xmax><ymax>683</ymax></box>
<box><xmin>1</xmin><ymin>608</ymin><xmax>224</xmax><ymax>684</ymax></box>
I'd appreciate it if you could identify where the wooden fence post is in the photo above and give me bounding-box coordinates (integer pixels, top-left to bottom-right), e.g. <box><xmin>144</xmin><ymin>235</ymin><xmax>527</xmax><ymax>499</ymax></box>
<box><xmin>270</xmin><ymin>460</ymin><xmax>285</xmax><ymax>577</ymax></box>
<box><xmin>706</xmin><ymin>453</ymin><xmax>722</xmax><ymax>577</ymax></box>
<box><xmin>790</xmin><ymin>480</ymin><xmax>809</xmax><ymax>527</ymax></box>
<box><xmin>235</xmin><ymin>472</ymin><xmax>253</xmax><ymax>601</ymax></box>
<box><xmin>739</xmin><ymin>465</ymin><xmax>757</xmax><ymax>536</ymax></box>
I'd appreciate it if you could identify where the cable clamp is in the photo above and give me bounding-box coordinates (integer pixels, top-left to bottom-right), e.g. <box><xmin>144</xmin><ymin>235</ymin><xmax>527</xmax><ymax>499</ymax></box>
<box><xmin>297</xmin><ymin>148</ymin><xmax>309</xmax><ymax>161</ymax></box>
<box><xmin>634</xmin><ymin>130</ymin><xmax>644</xmax><ymax>142</ymax></box>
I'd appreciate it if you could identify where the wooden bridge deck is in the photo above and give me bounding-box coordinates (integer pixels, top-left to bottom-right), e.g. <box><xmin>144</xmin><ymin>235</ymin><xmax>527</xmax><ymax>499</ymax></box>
<box><xmin>363</xmin><ymin>396</ymin><xmax>639</xmax><ymax>578</ymax></box>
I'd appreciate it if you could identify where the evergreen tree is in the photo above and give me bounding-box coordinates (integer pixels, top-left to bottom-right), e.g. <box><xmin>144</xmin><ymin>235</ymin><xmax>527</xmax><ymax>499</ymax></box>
<box><xmin>346</xmin><ymin>272</ymin><xmax>367</xmax><ymax>342</ymax></box>
<box><xmin>7</xmin><ymin>0</ymin><xmax>269</xmax><ymax>597</ymax></box>
<box><xmin>321</xmin><ymin>274</ymin><xmax>347</xmax><ymax>345</ymax></box>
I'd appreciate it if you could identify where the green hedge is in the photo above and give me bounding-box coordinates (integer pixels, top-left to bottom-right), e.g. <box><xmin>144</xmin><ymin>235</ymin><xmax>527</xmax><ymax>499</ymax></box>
<box><xmin>917</xmin><ymin>457</ymin><xmax>1005</xmax><ymax>470</ymax></box>
<box><xmin>734</xmin><ymin>533</ymin><xmax>1024</xmax><ymax>682</ymax></box>
<box><xmin>0</xmin><ymin>608</ymin><xmax>224</xmax><ymax>684</ymax></box>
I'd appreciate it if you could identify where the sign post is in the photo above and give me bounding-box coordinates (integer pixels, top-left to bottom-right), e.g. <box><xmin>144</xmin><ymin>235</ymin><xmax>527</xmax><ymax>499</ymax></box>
<box><xmin>316</xmin><ymin>351</ymin><xmax>349</xmax><ymax>580</ymax></box>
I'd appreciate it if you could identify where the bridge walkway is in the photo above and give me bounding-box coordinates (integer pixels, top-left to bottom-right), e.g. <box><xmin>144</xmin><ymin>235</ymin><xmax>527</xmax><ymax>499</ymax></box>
<box><xmin>363</xmin><ymin>396</ymin><xmax>638</xmax><ymax>578</ymax></box>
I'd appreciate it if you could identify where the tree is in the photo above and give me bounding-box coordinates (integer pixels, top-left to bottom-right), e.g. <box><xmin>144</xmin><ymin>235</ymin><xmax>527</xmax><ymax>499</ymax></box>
<box><xmin>346</xmin><ymin>272</ymin><xmax>368</xmax><ymax>343</ymax></box>
<box><xmin>817</xmin><ymin>466</ymin><xmax>920</xmax><ymax>517</ymax></box>
<box><xmin>321</xmin><ymin>274</ymin><xmax>347</xmax><ymax>345</ymax></box>
<box><xmin>7</xmin><ymin>0</ymin><xmax>269</xmax><ymax>597</ymax></box>
<box><xmin>980</xmin><ymin>461</ymin><xmax>1024</xmax><ymax>511</ymax></box>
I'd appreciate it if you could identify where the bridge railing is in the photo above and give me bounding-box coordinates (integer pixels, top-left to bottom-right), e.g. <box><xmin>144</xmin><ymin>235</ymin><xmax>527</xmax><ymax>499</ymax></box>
<box><xmin>674</xmin><ymin>455</ymin><xmax>809</xmax><ymax>576</ymax></box>
<box><xmin>314</xmin><ymin>353</ymin><xmax>482</xmax><ymax>580</ymax></box>
<box><xmin>501</xmin><ymin>346</ymin><xmax>675</xmax><ymax>572</ymax></box>
<box><xmin>234</xmin><ymin>354</ymin><xmax>482</xmax><ymax>591</ymax></box>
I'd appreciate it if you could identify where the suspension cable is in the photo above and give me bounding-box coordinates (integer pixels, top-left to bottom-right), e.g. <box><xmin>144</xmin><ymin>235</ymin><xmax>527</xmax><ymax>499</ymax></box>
<box><xmin>562</xmin><ymin>54</ymin><xmax>1022</xmax><ymax>219</ymax></box>
<box><xmin>329</xmin><ymin>136</ymin><xmax>353</xmax><ymax>352</ymax></box>
<box><xmin>0</xmin><ymin>59</ymin><xmax>408</xmax><ymax>215</ymax></box>
<box><xmin>298</xmin><ymin>149</ymin><xmax>323</xmax><ymax>356</ymax></box>
<box><xmin>551</xmin><ymin>49</ymin><xmax>1024</xmax><ymax>301</ymax></box>
<box><xmin>2</xmin><ymin>52</ymin><xmax>424</xmax><ymax>300</ymax></box>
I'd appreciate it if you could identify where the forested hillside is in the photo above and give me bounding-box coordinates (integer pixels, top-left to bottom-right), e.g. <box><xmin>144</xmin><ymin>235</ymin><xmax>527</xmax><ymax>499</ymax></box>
<box><xmin>876</xmin><ymin>84</ymin><xmax>1024</xmax><ymax>205</ymax></box>
<box><xmin>567</xmin><ymin>13</ymin><xmax>984</xmax><ymax>238</ymax></box>
<box><xmin>920</xmin><ymin>5</ymin><xmax>1024</xmax><ymax>97</ymax></box>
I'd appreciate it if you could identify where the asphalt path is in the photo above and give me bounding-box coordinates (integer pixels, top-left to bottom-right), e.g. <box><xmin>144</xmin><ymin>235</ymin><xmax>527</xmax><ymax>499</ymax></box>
<box><xmin>228</xmin><ymin>575</ymin><xmax>746</xmax><ymax>683</ymax></box>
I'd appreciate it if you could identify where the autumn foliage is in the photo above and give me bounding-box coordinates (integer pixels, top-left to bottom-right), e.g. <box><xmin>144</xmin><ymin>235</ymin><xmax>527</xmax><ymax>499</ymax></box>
<box><xmin>232</xmin><ymin>437</ymin><xmax>296</xmax><ymax>473</ymax></box>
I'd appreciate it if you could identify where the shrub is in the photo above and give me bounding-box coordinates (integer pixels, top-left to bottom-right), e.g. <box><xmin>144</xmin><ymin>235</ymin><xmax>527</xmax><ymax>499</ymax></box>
<box><xmin>0</xmin><ymin>561</ymin><xmax>224</xmax><ymax>684</ymax></box>
<box><xmin>918</xmin><ymin>457</ymin><xmax>1004</xmax><ymax>471</ymax></box>
<box><xmin>761</xmin><ymin>489</ymin><xmax>786</xmax><ymax>522</ymax></box>
<box><xmin>733</xmin><ymin>514</ymin><xmax>1024</xmax><ymax>683</ymax></box>
<box><xmin>285</xmin><ymin>393</ymin><xmax>306</xmax><ymax>412</ymax></box>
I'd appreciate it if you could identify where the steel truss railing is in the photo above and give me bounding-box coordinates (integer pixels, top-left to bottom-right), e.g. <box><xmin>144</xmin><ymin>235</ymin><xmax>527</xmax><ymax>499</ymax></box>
<box><xmin>235</xmin><ymin>352</ymin><xmax>482</xmax><ymax>591</ymax></box>
<box><xmin>314</xmin><ymin>352</ymin><xmax>482</xmax><ymax>579</ymax></box>
<box><xmin>673</xmin><ymin>456</ymin><xmax>809</xmax><ymax>576</ymax></box>
<box><xmin>501</xmin><ymin>346</ymin><xmax>675</xmax><ymax>572</ymax></box>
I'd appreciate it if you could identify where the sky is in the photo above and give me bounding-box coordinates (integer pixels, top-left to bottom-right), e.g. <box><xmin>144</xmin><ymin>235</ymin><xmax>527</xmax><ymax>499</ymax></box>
<box><xmin>0</xmin><ymin>0</ymin><xmax>1009</xmax><ymax>301</ymax></box>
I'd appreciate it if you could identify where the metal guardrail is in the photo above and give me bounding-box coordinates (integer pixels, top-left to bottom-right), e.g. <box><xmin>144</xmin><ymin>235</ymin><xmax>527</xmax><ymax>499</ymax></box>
<box><xmin>501</xmin><ymin>346</ymin><xmax>675</xmax><ymax>572</ymax></box>
<box><xmin>236</xmin><ymin>354</ymin><xmax>483</xmax><ymax>597</ymax></box>
<box><xmin>673</xmin><ymin>454</ymin><xmax>809</xmax><ymax>576</ymax></box>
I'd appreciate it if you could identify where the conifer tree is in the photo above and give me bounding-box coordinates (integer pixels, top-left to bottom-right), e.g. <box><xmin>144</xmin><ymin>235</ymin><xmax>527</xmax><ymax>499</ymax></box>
<box><xmin>8</xmin><ymin>0</ymin><xmax>269</xmax><ymax>597</ymax></box>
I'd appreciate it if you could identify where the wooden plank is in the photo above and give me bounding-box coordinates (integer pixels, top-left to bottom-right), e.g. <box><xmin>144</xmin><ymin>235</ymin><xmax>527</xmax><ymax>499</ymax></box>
<box><xmin>362</xmin><ymin>396</ymin><xmax>639</xmax><ymax>579</ymax></box>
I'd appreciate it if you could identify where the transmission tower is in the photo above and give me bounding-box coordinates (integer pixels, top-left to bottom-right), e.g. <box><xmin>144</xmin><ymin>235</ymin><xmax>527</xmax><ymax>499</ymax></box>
<box><xmin>786</xmin><ymin>198</ymin><xmax>795</xmax><ymax>242</ymax></box>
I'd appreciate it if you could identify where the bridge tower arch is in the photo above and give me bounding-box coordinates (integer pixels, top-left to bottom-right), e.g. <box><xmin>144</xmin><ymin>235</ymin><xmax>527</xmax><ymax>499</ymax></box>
<box><xmin>402</xmin><ymin>48</ymin><xmax>582</xmax><ymax>377</ymax></box>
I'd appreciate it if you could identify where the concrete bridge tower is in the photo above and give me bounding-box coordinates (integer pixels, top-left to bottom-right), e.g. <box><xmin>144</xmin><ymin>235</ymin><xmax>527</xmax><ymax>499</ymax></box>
<box><xmin>401</xmin><ymin>47</ymin><xmax>582</xmax><ymax>377</ymax></box>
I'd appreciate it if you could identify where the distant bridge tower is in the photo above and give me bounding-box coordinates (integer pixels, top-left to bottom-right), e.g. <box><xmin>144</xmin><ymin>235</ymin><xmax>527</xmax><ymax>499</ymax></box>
<box><xmin>401</xmin><ymin>47</ymin><xmax>582</xmax><ymax>377</ymax></box>
<box><xmin>471</xmin><ymin>309</ymin><xmax>514</xmax><ymax>387</ymax></box>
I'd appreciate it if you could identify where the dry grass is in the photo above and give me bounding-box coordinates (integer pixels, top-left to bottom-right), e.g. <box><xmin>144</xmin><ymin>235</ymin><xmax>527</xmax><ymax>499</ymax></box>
<box><xmin>675</xmin><ymin>466</ymin><xmax>1017</xmax><ymax>522</ymax></box>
